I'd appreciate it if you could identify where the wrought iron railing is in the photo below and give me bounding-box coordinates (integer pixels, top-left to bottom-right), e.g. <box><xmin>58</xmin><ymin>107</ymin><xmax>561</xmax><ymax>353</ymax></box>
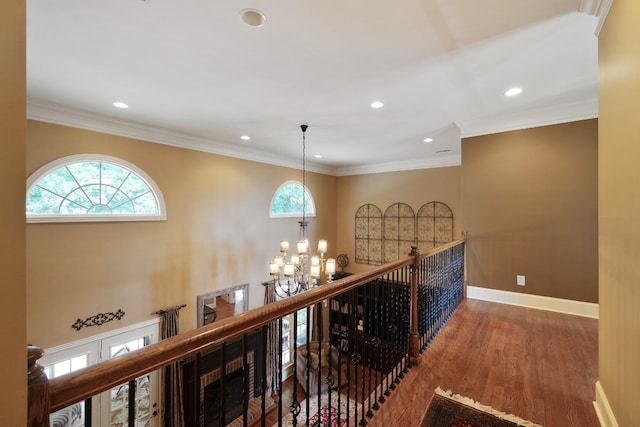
<box><xmin>28</xmin><ymin>235</ymin><xmax>466</xmax><ymax>427</ymax></box>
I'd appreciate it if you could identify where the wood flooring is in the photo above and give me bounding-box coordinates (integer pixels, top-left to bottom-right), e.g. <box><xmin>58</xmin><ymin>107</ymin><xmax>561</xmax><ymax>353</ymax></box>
<box><xmin>263</xmin><ymin>299</ymin><xmax>599</xmax><ymax>427</ymax></box>
<box><xmin>368</xmin><ymin>299</ymin><xmax>599</xmax><ymax>427</ymax></box>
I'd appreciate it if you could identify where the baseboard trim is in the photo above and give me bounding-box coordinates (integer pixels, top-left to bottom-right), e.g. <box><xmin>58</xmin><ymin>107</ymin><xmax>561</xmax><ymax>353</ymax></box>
<box><xmin>594</xmin><ymin>381</ymin><xmax>619</xmax><ymax>427</ymax></box>
<box><xmin>466</xmin><ymin>286</ymin><xmax>599</xmax><ymax>318</ymax></box>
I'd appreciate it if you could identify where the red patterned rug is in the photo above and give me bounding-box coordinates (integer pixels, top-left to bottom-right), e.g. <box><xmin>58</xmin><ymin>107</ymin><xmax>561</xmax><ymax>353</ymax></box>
<box><xmin>420</xmin><ymin>388</ymin><xmax>542</xmax><ymax>427</ymax></box>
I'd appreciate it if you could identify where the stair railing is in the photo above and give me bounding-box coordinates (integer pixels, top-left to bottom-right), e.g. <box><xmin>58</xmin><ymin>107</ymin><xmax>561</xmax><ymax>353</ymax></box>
<box><xmin>28</xmin><ymin>234</ymin><xmax>466</xmax><ymax>426</ymax></box>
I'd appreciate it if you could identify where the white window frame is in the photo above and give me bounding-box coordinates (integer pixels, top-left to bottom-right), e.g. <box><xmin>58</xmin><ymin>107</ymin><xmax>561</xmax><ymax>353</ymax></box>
<box><xmin>40</xmin><ymin>319</ymin><xmax>160</xmax><ymax>427</ymax></box>
<box><xmin>281</xmin><ymin>307</ymin><xmax>312</xmax><ymax>367</ymax></box>
<box><xmin>269</xmin><ymin>180</ymin><xmax>316</xmax><ymax>218</ymax></box>
<box><xmin>26</xmin><ymin>154</ymin><xmax>167</xmax><ymax>223</ymax></box>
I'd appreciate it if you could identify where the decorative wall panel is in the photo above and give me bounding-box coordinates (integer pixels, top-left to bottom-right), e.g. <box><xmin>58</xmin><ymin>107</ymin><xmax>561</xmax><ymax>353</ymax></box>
<box><xmin>354</xmin><ymin>201</ymin><xmax>454</xmax><ymax>266</ymax></box>
<box><xmin>383</xmin><ymin>202</ymin><xmax>415</xmax><ymax>263</ymax></box>
<box><xmin>355</xmin><ymin>204</ymin><xmax>383</xmax><ymax>265</ymax></box>
<box><xmin>416</xmin><ymin>201</ymin><xmax>453</xmax><ymax>252</ymax></box>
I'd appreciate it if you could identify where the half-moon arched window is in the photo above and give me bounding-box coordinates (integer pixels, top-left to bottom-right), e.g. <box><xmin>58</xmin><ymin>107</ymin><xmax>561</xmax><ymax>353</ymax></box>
<box><xmin>270</xmin><ymin>181</ymin><xmax>316</xmax><ymax>218</ymax></box>
<box><xmin>26</xmin><ymin>154</ymin><xmax>166</xmax><ymax>223</ymax></box>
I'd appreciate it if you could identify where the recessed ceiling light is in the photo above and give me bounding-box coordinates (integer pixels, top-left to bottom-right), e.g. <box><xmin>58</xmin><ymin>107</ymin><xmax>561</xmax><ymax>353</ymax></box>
<box><xmin>240</xmin><ymin>135</ymin><xmax>251</xmax><ymax>140</ymax></box>
<box><xmin>240</xmin><ymin>9</ymin><xmax>266</xmax><ymax>27</ymax></box>
<box><xmin>370</xmin><ymin>101</ymin><xmax>384</xmax><ymax>109</ymax></box>
<box><xmin>423</xmin><ymin>138</ymin><xmax>433</xmax><ymax>143</ymax></box>
<box><xmin>113</xmin><ymin>101</ymin><xmax>128</xmax><ymax>109</ymax></box>
<box><xmin>314</xmin><ymin>154</ymin><xmax>322</xmax><ymax>159</ymax></box>
<box><xmin>504</xmin><ymin>87</ymin><xmax>523</xmax><ymax>97</ymax></box>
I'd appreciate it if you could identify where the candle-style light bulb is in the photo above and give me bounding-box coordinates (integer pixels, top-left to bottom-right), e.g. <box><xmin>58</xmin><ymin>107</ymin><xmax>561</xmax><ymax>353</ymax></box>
<box><xmin>283</xmin><ymin>263</ymin><xmax>295</xmax><ymax>277</ymax></box>
<box><xmin>326</xmin><ymin>258</ymin><xmax>336</xmax><ymax>275</ymax></box>
<box><xmin>269</xmin><ymin>262</ymin><xmax>280</xmax><ymax>276</ymax></box>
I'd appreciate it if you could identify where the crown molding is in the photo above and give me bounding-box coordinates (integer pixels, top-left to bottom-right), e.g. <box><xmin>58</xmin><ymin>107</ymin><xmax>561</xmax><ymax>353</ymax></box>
<box><xmin>580</xmin><ymin>0</ymin><xmax>613</xmax><ymax>35</ymax></box>
<box><xmin>334</xmin><ymin>154</ymin><xmax>461</xmax><ymax>177</ymax></box>
<box><xmin>460</xmin><ymin>96</ymin><xmax>599</xmax><ymax>139</ymax></box>
<box><xmin>28</xmin><ymin>97</ymin><xmax>595</xmax><ymax>177</ymax></box>
<box><xmin>27</xmin><ymin>98</ymin><xmax>337</xmax><ymax>176</ymax></box>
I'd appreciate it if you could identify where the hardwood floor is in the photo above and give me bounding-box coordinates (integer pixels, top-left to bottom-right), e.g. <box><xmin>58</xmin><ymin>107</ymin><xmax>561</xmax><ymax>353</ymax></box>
<box><xmin>367</xmin><ymin>299</ymin><xmax>599</xmax><ymax>427</ymax></box>
<box><xmin>262</xmin><ymin>298</ymin><xmax>598</xmax><ymax>427</ymax></box>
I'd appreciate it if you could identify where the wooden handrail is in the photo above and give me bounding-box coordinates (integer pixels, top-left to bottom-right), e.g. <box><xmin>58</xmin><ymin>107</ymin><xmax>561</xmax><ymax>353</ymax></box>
<box><xmin>417</xmin><ymin>235</ymin><xmax>467</xmax><ymax>262</ymax></box>
<box><xmin>38</xmin><ymin>234</ymin><xmax>467</xmax><ymax>415</ymax></box>
<box><xmin>47</xmin><ymin>257</ymin><xmax>413</xmax><ymax>412</ymax></box>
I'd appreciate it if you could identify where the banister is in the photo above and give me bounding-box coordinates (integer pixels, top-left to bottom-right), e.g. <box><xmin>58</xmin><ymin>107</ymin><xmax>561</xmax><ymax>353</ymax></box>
<box><xmin>38</xmin><ymin>235</ymin><xmax>467</xmax><ymax>416</ymax></box>
<box><xmin>417</xmin><ymin>235</ymin><xmax>467</xmax><ymax>262</ymax></box>
<box><xmin>47</xmin><ymin>256</ymin><xmax>414</xmax><ymax>412</ymax></box>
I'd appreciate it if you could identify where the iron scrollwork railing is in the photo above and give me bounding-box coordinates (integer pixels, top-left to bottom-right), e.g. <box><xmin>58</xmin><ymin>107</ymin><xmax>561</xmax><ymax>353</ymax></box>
<box><xmin>28</xmin><ymin>236</ymin><xmax>466</xmax><ymax>427</ymax></box>
<box><xmin>417</xmin><ymin>240</ymin><xmax>465</xmax><ymax>351</ymax></box>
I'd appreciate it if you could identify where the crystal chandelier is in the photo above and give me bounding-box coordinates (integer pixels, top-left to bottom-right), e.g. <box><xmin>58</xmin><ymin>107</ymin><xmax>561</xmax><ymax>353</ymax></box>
<box><xmin>269</xmin><ymin>125</ymin><xmax>336</xmax><ymax>298</ymax></box>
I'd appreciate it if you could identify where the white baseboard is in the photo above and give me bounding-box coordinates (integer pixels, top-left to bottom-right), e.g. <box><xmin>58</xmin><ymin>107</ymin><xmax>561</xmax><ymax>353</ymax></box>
<box><xmin>466</xmin><ymin>286</ymin><xmax>599</xmax><ymax>318</ymax></box>
<box><xmin>594</xmin><ymin>381</ymin><xmax>619</xmax><ymax>427</ymax></box>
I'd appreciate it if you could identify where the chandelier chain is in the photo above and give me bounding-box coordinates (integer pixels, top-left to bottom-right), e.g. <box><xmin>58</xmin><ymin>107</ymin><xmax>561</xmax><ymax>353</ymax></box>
<box><xmin>301</xmin><ymin>124</ymin><xmax>307</xmax><ymax>222</ymax></box>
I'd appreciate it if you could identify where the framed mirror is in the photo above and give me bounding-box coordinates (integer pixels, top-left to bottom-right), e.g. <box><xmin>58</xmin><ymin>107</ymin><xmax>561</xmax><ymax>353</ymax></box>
<box><xmin>197</xmin><ymin>283</ymin><xmax>250</xmax><ymax>327</ymax></box>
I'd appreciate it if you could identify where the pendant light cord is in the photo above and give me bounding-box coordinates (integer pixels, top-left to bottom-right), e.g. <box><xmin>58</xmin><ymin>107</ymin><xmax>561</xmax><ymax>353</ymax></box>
<box><xmin>301</xmin><ymin>124</ymin><xmax>308</xmax><ymax>223</ymax></box>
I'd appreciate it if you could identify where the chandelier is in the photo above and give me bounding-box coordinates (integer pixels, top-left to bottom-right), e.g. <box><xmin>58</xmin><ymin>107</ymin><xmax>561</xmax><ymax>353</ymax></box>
<box><xmin>269</xmin><ymin>125</ymin><xmax>336</xmax><ymax>298</ymax></box>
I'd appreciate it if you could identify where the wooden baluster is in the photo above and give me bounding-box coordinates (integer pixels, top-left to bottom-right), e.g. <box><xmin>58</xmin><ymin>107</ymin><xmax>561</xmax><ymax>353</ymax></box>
<box><xmin>28</xmin><ymin>345</ymin><xmax>50</xmax><ymax>427</ymax></box>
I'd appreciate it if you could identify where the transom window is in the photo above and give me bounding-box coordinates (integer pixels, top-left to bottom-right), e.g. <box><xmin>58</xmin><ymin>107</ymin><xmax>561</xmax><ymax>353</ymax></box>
<box><xmin>26</xmin><ymin>154</ymin><xmax>166</xmax><ymax>223</ymax></box>
<box><xmin>270</xmin><ymin>180</ymin><xmax>316</xmax><ymax>218</ymax></box>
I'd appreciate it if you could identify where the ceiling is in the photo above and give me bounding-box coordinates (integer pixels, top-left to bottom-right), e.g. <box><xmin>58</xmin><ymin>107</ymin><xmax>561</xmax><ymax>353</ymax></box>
<box><xmin>26</xmin><ymin>0</ymin><xmax>604</xmax><ymax>176</ymax></box>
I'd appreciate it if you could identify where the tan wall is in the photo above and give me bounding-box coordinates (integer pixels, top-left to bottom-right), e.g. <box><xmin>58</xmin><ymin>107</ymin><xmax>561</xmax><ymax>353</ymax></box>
<box><xmin>26</xmin><ymin>121</ymin><xmax>337</xmax><ymax>349</ymax></box>
<box><xmin>461</xmin><ymin>120</ymin><xmax>598</xmax><ymax>303</ymax></box>
<box><xmin>598</xmin><ymin>1</ymin><xmax>640</xmax><ymax>424</ymax></box>
<box><xmin>0</xmin><ymin>0</ymin><xmax>27</xmax><ymax>424</ymax></box>
<box><xmin>336</xmin><ymin>167</ymin><xmax>462</xmax><ymax>274</ymax></box>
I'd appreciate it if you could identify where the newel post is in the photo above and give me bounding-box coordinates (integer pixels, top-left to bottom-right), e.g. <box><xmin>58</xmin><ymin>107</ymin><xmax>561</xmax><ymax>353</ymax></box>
<box><xmin>28</xmin><ymin>345</ymin><xmax>50</xmax><ymax>427</ymax></box>
<box><xmin>409</xmin><ymin>245</ymin><xmax>420</xmax><ymax>363</ymax></box>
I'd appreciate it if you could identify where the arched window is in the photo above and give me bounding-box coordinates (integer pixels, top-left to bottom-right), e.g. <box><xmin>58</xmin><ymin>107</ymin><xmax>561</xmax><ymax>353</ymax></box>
<box><xmin>270</xmin><ymin>181</ymin><xmax>316</xmax><ymax>218</ymax></box>
<box><xmin>26</xmin><ymin>154</ymin><xmax>166</xmax><ymax>223</ymax></box>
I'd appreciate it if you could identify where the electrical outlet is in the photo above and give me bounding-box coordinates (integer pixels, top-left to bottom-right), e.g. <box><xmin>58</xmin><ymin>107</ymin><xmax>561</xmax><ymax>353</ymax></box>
<box><xmin>517</xmin><ymin>275</ymin><xmax>525</xmax><ymax>286</ymax></box>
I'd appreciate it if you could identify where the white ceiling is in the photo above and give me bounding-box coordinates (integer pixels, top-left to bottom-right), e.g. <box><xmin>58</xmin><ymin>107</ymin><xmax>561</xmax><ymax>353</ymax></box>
<box><xmin>26</xmin><ymin>0</ymin><xmax>604</xmax><ymax>176</ymax></box>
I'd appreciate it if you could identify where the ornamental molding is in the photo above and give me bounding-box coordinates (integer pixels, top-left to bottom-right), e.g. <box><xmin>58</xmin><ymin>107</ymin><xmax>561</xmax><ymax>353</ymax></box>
<box><xmin>580</xmin><ymin>0</ymin><xmax>614</xmax><ymax>35</ymax></box>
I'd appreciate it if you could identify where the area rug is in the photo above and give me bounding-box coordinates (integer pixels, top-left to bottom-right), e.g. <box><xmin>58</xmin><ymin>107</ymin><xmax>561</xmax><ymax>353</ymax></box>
<box><xmin>275</xmin><ymin>392</ymin><xmax>361</xmax><ymax>427</ymax></box>
<box><xmin>420</xmin><ymin>387</ymin><xmax>543</xmax><ymax>427</ymax></box>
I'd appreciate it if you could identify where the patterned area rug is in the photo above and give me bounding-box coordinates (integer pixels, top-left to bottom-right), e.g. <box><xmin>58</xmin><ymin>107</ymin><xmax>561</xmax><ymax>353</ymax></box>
<box><xmin>421</xmin><ymin>387</ymin><xmax>543</xmax><ymax>427</ymax></box>
<box><xmin>275</xmin><ymin>392</ymin><xmax>361</xmax><ymax>427</ymax></box>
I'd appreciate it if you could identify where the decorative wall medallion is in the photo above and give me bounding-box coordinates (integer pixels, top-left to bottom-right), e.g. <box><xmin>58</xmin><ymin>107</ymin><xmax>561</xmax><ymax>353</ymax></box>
<box><xmin>71</xmin><ymin>309</ymin><xmax>125</xmax><ymax>331</ymax></box>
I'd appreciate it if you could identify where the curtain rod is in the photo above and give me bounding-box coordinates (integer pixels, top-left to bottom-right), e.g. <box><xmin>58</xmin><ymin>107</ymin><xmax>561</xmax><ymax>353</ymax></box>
<box><xmin>154</xmin><ymin>304</ymin><xmax>186</xmax><ymax>315</ymax></box>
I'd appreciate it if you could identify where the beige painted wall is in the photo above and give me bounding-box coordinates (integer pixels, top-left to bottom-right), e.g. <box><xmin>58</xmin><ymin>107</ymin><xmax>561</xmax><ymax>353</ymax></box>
<box><xmin>598</xmin><ymin>1</ymin><xmax>640</xmax><ymax>424</ymax></box>
<box><xmin>0</xmin><ymin>0</ymin><xmax>27</xmax><ymax>424</ymax></box>
<box><xmin>336</xmin><ymin>167</ymin><xmax>462</xmax><ymax>274</ymax></box>
<box><xmin>26</xmin><ymin>121</ymin><xmax>337</xmax><ymax>349</ymax></box>
<box><xmin>461</xmin><ymin>120</ymin><xmax>598</xmax><ymax>303</ymax></box>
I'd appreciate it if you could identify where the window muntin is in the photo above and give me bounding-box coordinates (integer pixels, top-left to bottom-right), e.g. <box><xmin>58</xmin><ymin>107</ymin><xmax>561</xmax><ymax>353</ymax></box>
<box><xmin>270</xmin><ymin>180</ymin><xmax>316</xmax><ymax>218</ymax></box>
<box><xmin>26</xmin><ymin>154</ymin><xmax>166</xmax><ymax>223</ymax></box>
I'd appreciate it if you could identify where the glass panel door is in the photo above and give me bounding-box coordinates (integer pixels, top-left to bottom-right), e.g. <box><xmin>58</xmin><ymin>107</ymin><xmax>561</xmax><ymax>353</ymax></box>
<box><xmin>41</xmin><ymin>341</ymin><xmax>99</xmax><ymax>427</ymax></box>
<box><xmin>100</xmin><ymin>325</ymin><xmax>158</xmax><ymax>427</ymax></box>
